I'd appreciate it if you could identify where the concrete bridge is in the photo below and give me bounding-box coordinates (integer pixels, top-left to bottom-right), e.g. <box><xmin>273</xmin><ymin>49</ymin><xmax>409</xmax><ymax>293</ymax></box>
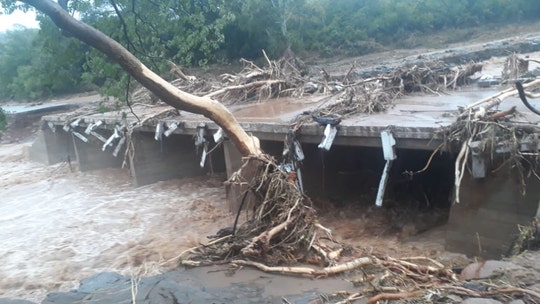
<box><xmin>30</xmin><ymin>89</ymin><xmax>540</xmax><ymax>259</ymax></box>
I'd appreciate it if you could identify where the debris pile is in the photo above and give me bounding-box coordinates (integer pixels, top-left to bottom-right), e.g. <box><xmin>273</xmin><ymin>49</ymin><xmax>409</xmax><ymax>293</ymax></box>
<box><xmin>445</xmin><ymin>76</ymin><xmax>540</xmax><ymax>203</ymax></box>
<box><xmin>129</xmin><ymin>49</ymin><xmax>484</xmax><ymax>122</ymax></box>
<box><xmin>502</xmin><ymin>53</ymin><xmax>530</xmax><ymax>82</ymax></box>
<box><xmin>179</xmin><ymin>155</ymin><xmax>320</xmax><ymax>266</ymax></box>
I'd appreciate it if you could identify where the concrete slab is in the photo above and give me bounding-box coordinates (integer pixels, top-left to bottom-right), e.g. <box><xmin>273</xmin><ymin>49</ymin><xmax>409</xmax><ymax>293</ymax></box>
<box><xmin>42</xmin><ymin>87</ymin><xmax>540</xmax><ymax>150</ymax></box>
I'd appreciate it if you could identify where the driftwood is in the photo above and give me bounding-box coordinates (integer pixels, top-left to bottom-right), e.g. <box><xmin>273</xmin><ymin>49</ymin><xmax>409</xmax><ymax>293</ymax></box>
<box><xmin>488</xmin><ymin>106</ymin><xmax>517</xmax><ymax>120</ymax></box>
<box><xmin>230</xmin><ymin>250</ymin><xmax>540</xmax><ymax>303</ymax></box>
<box><xmin>462</xmin><ymin>78</ymin><xmax>540</xmax><ymax>113</ymax></box>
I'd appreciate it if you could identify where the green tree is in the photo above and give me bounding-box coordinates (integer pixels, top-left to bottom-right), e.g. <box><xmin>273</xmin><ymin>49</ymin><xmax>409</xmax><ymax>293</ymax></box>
<box><xmin>3</xmin><ymin>0</ymin><xmax>539</xmax><ymax>102</ymax></box>
<box><xmin>0</xmin><ymin>28</ymin><xmax>37</xmax><ymax>100</ymax></box>
<box><xmin>221</xmin><ymin>0</ymin><xmax>317</xmax><ymax>59</ymax></box>
<box><xmin>0</xmin><ymin>15</ymin><xmax>90</xmax><ymax>100</ymax></box>
<box><xmin>77</xmin><ymin>0</ymin><xmax>235</xmax><ymax>100</ymax></box>
<box><xmin>10</xmin><ymin>17</ymin><xmax>91</xmax><ymax>99</ymax></box>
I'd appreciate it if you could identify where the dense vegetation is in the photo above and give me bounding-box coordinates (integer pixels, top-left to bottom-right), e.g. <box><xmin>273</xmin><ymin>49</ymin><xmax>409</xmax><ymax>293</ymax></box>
<box><xmin>0</xmin><ymin>0</ymin><xmax>539</xmax><ymax>101</ymax></box>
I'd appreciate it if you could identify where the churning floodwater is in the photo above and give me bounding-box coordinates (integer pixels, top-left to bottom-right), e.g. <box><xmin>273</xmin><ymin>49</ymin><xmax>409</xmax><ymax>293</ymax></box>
<box><xmin>0</xmin><ymin>141</ymin><xmax>234</xmax><ymax>302</ymax></box>
<box><xmin>0</xmin><ymin>139</ymin><xmax>470</xmax><ymax>303</ymax></box>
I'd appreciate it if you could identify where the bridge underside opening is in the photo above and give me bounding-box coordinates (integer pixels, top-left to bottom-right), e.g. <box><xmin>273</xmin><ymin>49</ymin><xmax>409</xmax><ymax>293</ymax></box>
<box><xmin>300</xmin><ymin>144</ymin><xmax>455</xmax><ymax>237</ymax></box>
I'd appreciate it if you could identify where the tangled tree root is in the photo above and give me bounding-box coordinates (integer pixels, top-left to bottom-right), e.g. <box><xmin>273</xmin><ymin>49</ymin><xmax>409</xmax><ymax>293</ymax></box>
<box><xmin>179</xmin><ymin>154</ymin><xmax>323</xmax><ymax>266</ymax></box>
<box><xmin>173</xmin><ymin>155</ymin><xmax>463</xmax><ymax>283</ymax></box>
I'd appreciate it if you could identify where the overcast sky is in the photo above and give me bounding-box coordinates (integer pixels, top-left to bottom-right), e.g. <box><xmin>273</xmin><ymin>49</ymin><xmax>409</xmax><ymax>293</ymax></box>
<box><xmin>0</xmin><ymin>9</ymin><xmax>39</xmax><ymax>32</ymax></box>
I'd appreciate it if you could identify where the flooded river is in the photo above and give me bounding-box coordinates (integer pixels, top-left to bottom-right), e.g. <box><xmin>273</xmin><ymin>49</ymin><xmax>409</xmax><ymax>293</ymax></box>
<box><xmin>0</xmin><ymin>140</ymin><xmax>235</xmax><ymax>302</ymax></box>
<box><xmin>0</xmin><ymin>137</ymin><xmax>470</xmax><ymax>303</ymax></box>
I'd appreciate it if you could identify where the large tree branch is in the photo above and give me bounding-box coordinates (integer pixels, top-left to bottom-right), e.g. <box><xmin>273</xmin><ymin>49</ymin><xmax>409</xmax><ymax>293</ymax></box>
<box><xmin>21</xmin><ymin>0</ymin><xmax>261</xmax><ymax>156</ymax></box>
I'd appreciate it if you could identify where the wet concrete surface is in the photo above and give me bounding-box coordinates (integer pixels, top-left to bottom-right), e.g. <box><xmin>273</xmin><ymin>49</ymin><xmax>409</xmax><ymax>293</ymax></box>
<box><xmin>1</xmin><ymin>266</ymin><xmax>353</xmax><ymax>304</ymax></box>
<box><xmin>41</xmin><ymin>86</ymin><xmax>540</xmax><ymax>152</ymax></box>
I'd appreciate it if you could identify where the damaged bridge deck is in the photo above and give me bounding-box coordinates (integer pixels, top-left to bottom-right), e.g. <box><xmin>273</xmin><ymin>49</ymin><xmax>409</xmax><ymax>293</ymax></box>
<box><xmin>41</xmin><ymin>88</ymin><xmax>538</xmax><ymax>150</ymax></box>
<box><xmin>34</xmin><ymin>89</ymin><xmax>540</xmax><ymax>259</ymax></box>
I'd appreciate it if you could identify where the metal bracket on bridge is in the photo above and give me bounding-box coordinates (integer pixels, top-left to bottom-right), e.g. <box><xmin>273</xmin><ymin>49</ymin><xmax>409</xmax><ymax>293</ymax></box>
<box><xmin>62</xmin><ymin>118</ymin><xmax>80</xmax><ymax>133</ymax></box>
<box><xmin>84</xmin><ymin>120</ymin><xmax>103</xmax><ymax>135</ymax></box>
<box><xmin>469</xmin><ymin>141</ymin><xmax>486</xmax><ymax>179</ymax></box>
<box><xmin>199</xmin><ymin>143</ymin><xmax>208</xmax><ymax>168</ymax></box>
<box><xmin>90</xmin><ymin>131</ymin><xmax>108</xmax><ymax>144</ymax></box>
<box><xmin>47</xmin><ymin>122</ymin><xmax>56</xmax><ymax>132</ymax></box>
<box><xmin>113</xmin><ymin>136</ymin><xmax>126</xmax><ymax>157</ymax></box>
<box><xmin>213</xmin><ymin>127</ymin><xmax>224</xmax><ymax>144</ymax></box>
<box><xmin>293</xmin><ymin>139</ymin><xmax>305</xmax><ymax>161</ymax></box>
<box><xmin>318</xmin><ymin>124</ymin><xmax>338</xmax><ymax>151</ymax></box>
<box><xmin>71</xmin><ymin>130</ymin><xmax>88</xmax><ymax>143</ymax></box>
<box><xmin>154</xmin><ymin>121</ymin><xmax>164</xmax><ymax>141</ymax></box>
<box><xmin>375</xmin><ymin>130</ymin><xmax>397</xmax><ymax>207</ymax></box>
<box><xmin>195</xmin><ymin>124</ymin><xmax>208</xmax><ymax>168</ymax></box>
<box><xmin>195</xmin><ymin>123</ymin><xmax>207</xmax><ymax>147</ymax></box>
<box><xmin>103</xmin><ymin>125</ymin><xmax>122</xmax><ymax>151</ymax></box>
<box><xmin>82</xmin><ymin>121</ymin><xmax>108</xmax><ymax>144</ymax></box>
<box><xmin>163</xmin><ymin>122</ymin><xmax>178</xmax><ymax>137</ymax></box>
<box><xmin>70</xmin><ymin>118</ymin><xmax>82</xmax><ymax>129</ymax></box>
<box><xmin>66</xmin><ymin>118</ymin><xmax>88</xmax><ymax>142</ymax></box>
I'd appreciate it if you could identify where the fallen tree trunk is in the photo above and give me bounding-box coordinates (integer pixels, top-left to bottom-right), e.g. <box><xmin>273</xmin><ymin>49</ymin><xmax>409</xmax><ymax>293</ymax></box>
<box><xmin>21</xmin><ymin>0</ymin><xmax>261</xmax><ymax>157</ymax></box>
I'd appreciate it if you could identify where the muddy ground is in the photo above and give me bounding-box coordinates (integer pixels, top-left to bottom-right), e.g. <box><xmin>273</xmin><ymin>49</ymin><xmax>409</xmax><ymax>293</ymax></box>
<box><xmin>1</xmin><ymin>23</ymin><xmax>540</xmax><ymax>303</ymax></box>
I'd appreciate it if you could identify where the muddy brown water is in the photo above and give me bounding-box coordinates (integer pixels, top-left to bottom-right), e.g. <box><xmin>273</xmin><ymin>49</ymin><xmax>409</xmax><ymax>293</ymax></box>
<box><xmin>0</xmin><ymin>139</ymin><xmax>472</xmax><ymax>303</ymax></box>
<box><xmin>0</xmin><ymin>140</ymin><xmax>232</xmax><ymax>301</ymax></box>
